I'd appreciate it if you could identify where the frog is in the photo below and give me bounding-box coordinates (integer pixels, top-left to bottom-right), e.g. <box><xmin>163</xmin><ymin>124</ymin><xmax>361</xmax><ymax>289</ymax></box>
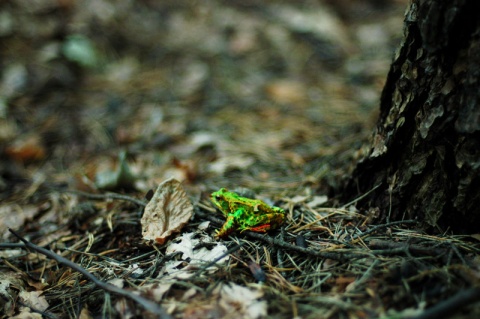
<box><xmin>210</xmin><ymin>188</ymin><xmax>285</xmax><ymax>238</ymax></box>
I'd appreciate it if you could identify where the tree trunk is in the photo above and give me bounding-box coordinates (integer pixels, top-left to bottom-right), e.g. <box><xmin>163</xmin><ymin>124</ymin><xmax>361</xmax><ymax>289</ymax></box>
<box><xmin>342</xmin><ymin>0</ymin><xmax>480</xmax><ymax>233</ymax></box>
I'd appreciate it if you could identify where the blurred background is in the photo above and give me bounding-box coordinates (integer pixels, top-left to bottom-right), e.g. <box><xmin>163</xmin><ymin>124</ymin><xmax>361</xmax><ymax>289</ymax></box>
<box><xmin>0</xmin><ymin>0</ymin><xmax>407</xmax><ymax>195</ymax></box>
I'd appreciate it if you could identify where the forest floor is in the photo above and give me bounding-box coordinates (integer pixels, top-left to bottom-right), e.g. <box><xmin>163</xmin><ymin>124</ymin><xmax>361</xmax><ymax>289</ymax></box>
<box><xmin>1</xmin><ymin>1</ymin><xmax>480</xmax><ymax>318</ymax></box>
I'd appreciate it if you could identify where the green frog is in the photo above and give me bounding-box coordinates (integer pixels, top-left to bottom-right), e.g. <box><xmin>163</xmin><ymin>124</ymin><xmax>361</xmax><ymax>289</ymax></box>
<box><xmin>210</xmin><ymin>188</ymin><xmax>285</xmax><ymax>238</ymax></box>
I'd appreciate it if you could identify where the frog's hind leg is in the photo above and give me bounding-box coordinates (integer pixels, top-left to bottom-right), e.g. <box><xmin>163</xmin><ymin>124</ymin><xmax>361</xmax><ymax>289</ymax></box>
<box><xmin>244</xmin><ymin>224</ymin><xmax>271</xmax><ymax>233</ymax></box>
<box><xmin>216</xmin><ymin>215</ymin><xmax>235</xmax><ymax>238</ymax></box>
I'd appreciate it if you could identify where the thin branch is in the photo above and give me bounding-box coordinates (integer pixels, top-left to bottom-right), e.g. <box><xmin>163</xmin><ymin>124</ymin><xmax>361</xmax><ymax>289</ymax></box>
<box><xmin>349</xmin><ymin>220</ymin><xmax>418</xmax><ymax>242</ymax></box>
<box><xmin>246</xmin><ymin>232</ymin><xmax>363</xmax><ymax>261</ymax></box>
<box><xmin>195</xmin><ymin>209</ymin><xmax>351</xmax><ymax>260</ymax></box>
<box><xmin>9</xmin><ymin>229</ymin><xmax>171</xmax><ymax>319</ymax></box>
<box><xmin>195</xmin><ymin>208</ymin><xmax>417</xmax><ymax>261</ymax></box>
<box><xmin>368</xmin><ymin>239</ymin><xmax>447</xmax><ymax>258</ymax></box>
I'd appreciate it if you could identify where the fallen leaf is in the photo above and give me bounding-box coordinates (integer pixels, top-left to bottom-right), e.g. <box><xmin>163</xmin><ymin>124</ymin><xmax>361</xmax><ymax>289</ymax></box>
<box><xmin>172</xmin><ymin>157</ymin><xmax>198</xmax><ymax>182</ymax></box>
<box><xmin>198</xmin><ymin>221</ymin><xmax>210</xmax><ymax>230</ymax></box>
<box><xmin>288</xmin><ymin>195</ymin><xmax>309</xmax><ymax>204</ymax></box>
<box><xmin>140</xmin><ymin>283</ymin><xmax>173</xmax><ymax>302</ymax></box>
<box><xmin>0</xmin><ymin>249</ymin><xmax>23</xmax><ymax>258</ymax></box>
<box><xmin>219</xmin><ymin>283</ymin><xmax>267</xmax><ymax>319</ymax></box>
<box><xmin>141</xmin><ymin>178</ymin><xmax>193</xmax><ymax>244</ymax></box>
<box><xmin>18</xmin><ymin>290</ymin><xmax>49</xmax><ymax>312</ymax></box>
<box><xmin>62</xmin><ymin>34</ymin><xmax>98</xmax><ymax>68</ymax></box>
<box><xmin>0</xmin><ymin>204</ymin><xmax>39</xmax><ymax>240</ymax></box>
<box><xmin>114</xmin><ymin>298</ymin><xmax>134</xmax><ymax>319</ymax></box>
<box><xmin>10</xmin><ymin>308</ymin><xmax>44</xmax><ymax>319</ymax></box>
<box><xmin>79</xmin><ymin>306</ymin><xmax>93</xmax><ymax>319</ymax></box>
<box><xmin>0</xmin><ymin>271</ymin><xmax>49</xmax><ymax>318</ymax></box>
<box><xmin>264</xmin><ymin>79</ymin><xmax>307</xmax><ymax>105</ymax></box>
<box><xmin>307</xmin><ymin>195</ymin><xmax>329</xmax><ymax>207</ymax></box>
<box><xmin>0</xmin><ymin>272</ymin><xmax>21</xmax><ymax>317</ymax></box>
<box><xmin>166</xmin><ymin>232</ymin><xmax>228</xmax><ymax>266</ymax></box>
<box><xmin>156</xmin><ymin>232</ymin><xmax>228</xmax><ymax>280</ymax></box>
<box><xmin>207</xmin><ymin>155</ymin><xmax>254</xmax><ymax>175</ymax></box>
<box><xmin>5</xmin><ymin>135</ymin><xmax>46</xmax><ymax>162</ymax></box>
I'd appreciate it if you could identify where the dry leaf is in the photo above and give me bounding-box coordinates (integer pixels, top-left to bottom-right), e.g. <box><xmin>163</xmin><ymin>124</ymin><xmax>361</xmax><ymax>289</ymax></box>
<box><xmin>307</xmin><ymin>195</ymin><xmax>329</xmax><ymax>207</ymax></box>
<box><xmin>141</xmin><ymin>178</ymin><xmax>193</xmax><ymax>244</ymax></box>
<box><xmin>10</xmin><ymin>308</ymin><xmax>44</xmax><ymax>319</ymax></box>
<box><xmin>264</xmin><ymin>79</ymin><xmax>307</xmax><ymax>105</ymax></box>
<box><xmin>154</xmin><ymin>232</ymin><xmax>229</xmax><ymax>280</ymax></box>
<box><xmin>0</xmin><ymin>272</ymin><xmax>23</xmax><ymax>317</ymax></box>
<box><xmin>78</xmin><ymin>306</ymin><xmax>93</xmax><ymax>319</ymax></box>
<box><xmin>18</xmin><ymin>290</ymin><xmax>49</xmax><ymax>312</ymax></box>
<box><xmin>219</xmin><ymin>283</ymin><xmax>267</xmax><ymax>319</ymax></box>
<box><xmin>165</xmin><ymin>232</ymin><xmax>229</xmax><ymax>266</ymax></box>
<box><xmin>5</xmin><ymin>135</ymin><xmax>46</xmax><ymax>162</ymax></box>
<box><xmin>207</xmin><ymin>155</ymin><xmax>254</xmax><ymax>175</ymax></box>
<box><xmin>0</xmin><ymin>204</ymin><xmax>39</xmax><ymax>240</ymax></box>
<box><xmin>140</xmin><ymin>283</ymin><xmax>173</xmax><ymax>302</ymax></box>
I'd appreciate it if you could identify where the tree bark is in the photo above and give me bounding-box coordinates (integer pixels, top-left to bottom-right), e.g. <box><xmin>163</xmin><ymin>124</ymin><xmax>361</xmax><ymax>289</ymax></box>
<box><xmin>342</xmin><ymin>0</ymin><xmax>480</xmax><ymax>232</ymax></box>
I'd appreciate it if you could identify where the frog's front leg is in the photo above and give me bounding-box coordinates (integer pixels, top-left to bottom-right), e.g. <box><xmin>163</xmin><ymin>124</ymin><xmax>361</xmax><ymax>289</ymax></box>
<box><xmin>215</xmin><ymin>215</ymin><xmax>236</xmax><ymax>238</ymax></box>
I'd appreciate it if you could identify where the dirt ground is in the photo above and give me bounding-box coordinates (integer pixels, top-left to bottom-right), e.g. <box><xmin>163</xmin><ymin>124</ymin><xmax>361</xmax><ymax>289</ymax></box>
<box><xmin>1</xmin><ymin>1</ymin><xmax>480</xmax><ymax>318</ymax></box>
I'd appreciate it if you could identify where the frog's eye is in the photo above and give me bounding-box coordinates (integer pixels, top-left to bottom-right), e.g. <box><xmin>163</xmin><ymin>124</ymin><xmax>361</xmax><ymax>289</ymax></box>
<box><xmin>215</xmin><ymin>195</ymin><xmax>222</xmax><ymax>200</ymax></box>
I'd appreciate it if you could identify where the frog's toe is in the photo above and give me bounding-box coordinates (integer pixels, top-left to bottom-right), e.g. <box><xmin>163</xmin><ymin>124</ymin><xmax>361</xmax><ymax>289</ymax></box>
<box><xmin>215</xmin><ymin>228</ymin><xmax>231</xmax><ymax>238</ymax></box>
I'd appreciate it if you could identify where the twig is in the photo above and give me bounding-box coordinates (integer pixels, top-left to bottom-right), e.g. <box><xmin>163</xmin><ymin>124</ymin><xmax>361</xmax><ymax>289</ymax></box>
<box><xmin>195</xmin><ymin>209</ymin><xmax>353</xmax><ymax>261</ymax></box>
<box><xmin>196</xmin><ymin>209</ymin><xmax>425</xmax><ymax>260</ymax></box>
<box><xmin>246</xmin><ymin>232</ymin><xmax>364</xmax><ymax>261</ymax></box>
<box><xmin>196</xmin><ymin>208</ymin><xmax>413</xmax><ymax>261</ymax></box>
<box><xmin>410</xmin><ymin>287</ymin><xmax>480</xmax><ymax>319</ymax></box>
<box><xmin>349</xmin><ymin>220</ymin><xmax>418</xmax><ymax>242</ymax></box>
<box><xmin>368</xmin><ymin>239</ymin><xmax>447</xmax><ymax>258</ymax></box>
<box><xmin>9</xmin><ymin>229</ymin><xmax>171</xmax><ymax>319</ymax></box>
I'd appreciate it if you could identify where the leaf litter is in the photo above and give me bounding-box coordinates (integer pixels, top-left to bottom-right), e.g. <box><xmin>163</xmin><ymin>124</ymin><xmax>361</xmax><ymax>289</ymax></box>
<box><xmin>1</xmin><ymin>1</ymin><xmax>480</xmax><ymax>319</ymax></box>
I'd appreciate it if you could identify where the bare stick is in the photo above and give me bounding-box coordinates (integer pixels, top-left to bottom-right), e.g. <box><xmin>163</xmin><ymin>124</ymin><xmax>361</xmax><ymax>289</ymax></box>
<box><xmin>348</xmin><ymin>220</ymin><xmax>418</xmax><ymax>242</ymax></box>
<box><xmin>9</xmin><ymin>229</ymin><xmax>171</xmax><ymax>319</ymax></box>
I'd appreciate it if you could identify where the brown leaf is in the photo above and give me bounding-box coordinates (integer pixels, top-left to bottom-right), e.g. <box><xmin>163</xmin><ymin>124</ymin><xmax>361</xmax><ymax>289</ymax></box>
<box><xmin>219</xmin><ymin>283</ymin><xmax>267</xmax><ymax>319</ymax></box>
<box><xmin>0</xmin><ymin>204</ymin><xmax>39</xmax><ymax>241</ymax></box>
<box><xmin>141</xmin><ymin>178</ymin><xmax>193</xmax><ymax>245</ymax></box>
<box><xmin>264</xmin><ymin>79</ymin><xmax>307</xmax><ymax>105</ymax></box>
<box><xmin>5</xmin><ymin>135</ymin><xmax>46</xmax><ymax>162</ymax></box>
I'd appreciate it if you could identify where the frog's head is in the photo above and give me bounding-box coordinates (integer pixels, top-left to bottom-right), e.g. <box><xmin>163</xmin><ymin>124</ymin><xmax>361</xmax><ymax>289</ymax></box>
<box><xmin>210</xmin><ymin>188</ymin><xmax>230</xmax><ymax>212</ymax></box>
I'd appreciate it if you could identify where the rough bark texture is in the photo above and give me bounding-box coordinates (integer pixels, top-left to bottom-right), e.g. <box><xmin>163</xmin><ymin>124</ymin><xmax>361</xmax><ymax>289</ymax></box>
<box><xmin>343</xmin><ymin>0</ymin><xmax>480</xmax><ymax>232</ymax></box>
